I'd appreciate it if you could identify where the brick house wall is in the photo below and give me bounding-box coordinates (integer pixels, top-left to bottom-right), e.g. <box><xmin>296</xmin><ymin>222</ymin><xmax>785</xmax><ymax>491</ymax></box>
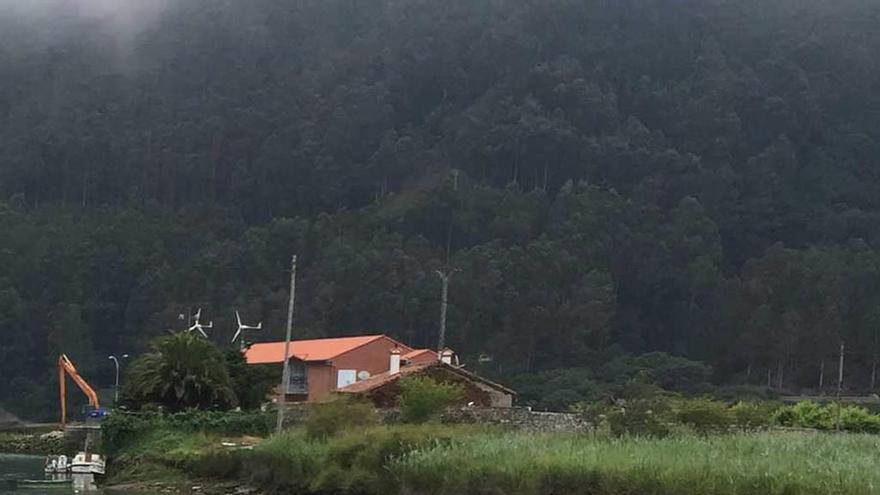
<box><xmin>278</xmin><ymin>336</ymin><xmax>414</xmax><ymax>402</ymax></box>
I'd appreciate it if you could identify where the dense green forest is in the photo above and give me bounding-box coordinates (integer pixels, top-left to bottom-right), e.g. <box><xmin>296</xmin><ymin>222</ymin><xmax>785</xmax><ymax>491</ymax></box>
<box><xmin>2</xmin><ymin>0</ymin><xmax>880</xmax><ymax>419</ymax></box>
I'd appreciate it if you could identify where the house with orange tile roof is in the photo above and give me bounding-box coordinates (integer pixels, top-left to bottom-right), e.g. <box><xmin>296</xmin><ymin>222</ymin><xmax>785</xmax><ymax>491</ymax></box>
<box><xmin>244</xmin><ymin>334</ymin><xmax>438</xmax><ymax>402</ymax></box>
<box><xmin>337</xmin><ymin>350</ymin><xmax>516</xmax><ymax>408</ymax></box>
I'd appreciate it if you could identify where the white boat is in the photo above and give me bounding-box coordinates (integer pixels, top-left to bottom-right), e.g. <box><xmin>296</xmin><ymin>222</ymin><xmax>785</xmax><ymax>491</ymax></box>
<box><xmin>70</xmin><ymin>452</ymin><xmax>105</xmax><ymax>475</ymax></box>
<box><xmin>44</xmin><ymin>455</ymin><xmax>69</xmax><ymax>474</ymax></box>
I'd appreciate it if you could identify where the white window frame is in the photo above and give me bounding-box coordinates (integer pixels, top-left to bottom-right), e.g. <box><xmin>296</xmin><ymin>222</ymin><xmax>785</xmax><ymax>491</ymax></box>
<box><xmin>336</xmin><ymin>369</ymin><xmax>357</xmax><ymax>388</ymax></box>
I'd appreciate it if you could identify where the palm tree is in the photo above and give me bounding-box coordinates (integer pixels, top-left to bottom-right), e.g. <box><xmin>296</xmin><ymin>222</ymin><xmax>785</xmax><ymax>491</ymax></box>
<box><xmin>121</xmin><ymin>333</ymin><xmax>237</xmax><ymax>411</ymax></box>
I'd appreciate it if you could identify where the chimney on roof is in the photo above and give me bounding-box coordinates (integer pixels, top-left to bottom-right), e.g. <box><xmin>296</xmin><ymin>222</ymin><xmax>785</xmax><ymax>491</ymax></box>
<box><xmin>390</xmin><ymin>347</ymin><xmax>401</xmax><ymax>374</ymax></box>
<box><xmin>440</xmin><ymin>349</ymin><xmax>454</xmax><ymax>365</ymax></box>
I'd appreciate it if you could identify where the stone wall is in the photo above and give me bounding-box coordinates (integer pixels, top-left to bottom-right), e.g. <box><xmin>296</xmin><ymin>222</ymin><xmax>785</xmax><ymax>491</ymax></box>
<box><xmin>442</xmin><ymin>407</ymin><xmax>590</xmax><ymax>433</ymax></box>
<box><xmin>279</xmin><ymin>403</ymin><xmax>312</xmax><ymax>428</ymax></box>
<box><xmin>280</xmin><ymin>403</ymin><xmax>589</xmax><ymax>433</ymax></box>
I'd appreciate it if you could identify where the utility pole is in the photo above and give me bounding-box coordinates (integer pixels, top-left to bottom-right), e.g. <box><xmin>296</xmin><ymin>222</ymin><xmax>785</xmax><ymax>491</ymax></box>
<box><xmin>873</xmin><ymin>327</ymin><xmax>879</xmax><ymax>391</ymax></box>
<box><xmin>276</xmin><ymin>255</ymin><xmax>297</xmax><ymax>434</ymax></box>
<box><xmin>435</xmin><ymin>269</ymin><xmax>452</xmax><ymax>351</ymax></box>
<box><xmin>836</xmin><ymin>340</ymin><xmax>845</xmax><ymax>431</ymax></box>
<box><xmin>872</xmin><ymin>354</ymin><xmax>877</xmax><ymax>391</ymax></box>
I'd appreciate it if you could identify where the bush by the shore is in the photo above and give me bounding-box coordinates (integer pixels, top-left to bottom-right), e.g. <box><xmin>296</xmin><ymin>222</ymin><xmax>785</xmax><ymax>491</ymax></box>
<box><xmin>102</xmin><ymin>410</ymin><xmax>273</xmax><ymax>456</ymax></box>
<box><xmin>0</xmin><ymin>431</ymin><xmax>78</xmax><ymax>456</ymax></box>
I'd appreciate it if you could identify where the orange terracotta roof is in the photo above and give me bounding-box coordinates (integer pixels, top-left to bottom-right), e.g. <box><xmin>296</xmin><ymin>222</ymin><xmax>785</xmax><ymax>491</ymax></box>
<box><xmin>245</xmin><ymin>335</ymin><xmax>386</xmax><ymax>364</ymax></box>
<box><xmin>337</xmin><ymin>360</ymin><xmax>517</xmax><ymax>396</ymax></box>
<box><xmin>402</xmin><ymin>349</ymin><xmax>437</xmax><ymax>361</ymax></box>
<box><xmin>337</xmin><ymin>362</ymin><xmax>434</xmax><ymax>394</ymax></box>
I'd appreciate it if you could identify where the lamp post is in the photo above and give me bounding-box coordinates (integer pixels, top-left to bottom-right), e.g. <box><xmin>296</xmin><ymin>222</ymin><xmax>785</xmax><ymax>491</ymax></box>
<box><xmin>108</xmin><ymin>354</ymin><xmax>129</xmax><ymax>403</ymax></box>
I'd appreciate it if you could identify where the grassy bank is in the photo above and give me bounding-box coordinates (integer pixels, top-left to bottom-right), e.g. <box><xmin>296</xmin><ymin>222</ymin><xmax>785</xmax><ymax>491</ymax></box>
<box><xmin>238</xmin><ymin>428</ymin><xmax>880</xmax><ymax>495</ymax></box>
<box><xmin>106</xmin><ymin>421</ymin><xmax>880</xmax><ymax>495</ymax></box>
<box><xmin>102</xmin><ymin>410</ymin><xmax>273</xmax><ymax>485</ymax></box>
<box><xmin>393</xmin><ymin>432</ymin><xmax>880</xmax><ymax>495</ymax></box>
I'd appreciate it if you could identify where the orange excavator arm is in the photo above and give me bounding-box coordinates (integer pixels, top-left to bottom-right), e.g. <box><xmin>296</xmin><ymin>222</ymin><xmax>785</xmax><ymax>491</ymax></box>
<box><xmin>59</xmin><ymin>354</ymin><xmax>100</xmax><ymax>425</ymax></box>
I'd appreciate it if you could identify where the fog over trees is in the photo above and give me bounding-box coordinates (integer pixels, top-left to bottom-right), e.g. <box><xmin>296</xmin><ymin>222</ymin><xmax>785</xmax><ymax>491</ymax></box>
<box><xmin>2</xmin><ymin>0</ymin><xmax>880</xmax><ymax>418</ymax></box>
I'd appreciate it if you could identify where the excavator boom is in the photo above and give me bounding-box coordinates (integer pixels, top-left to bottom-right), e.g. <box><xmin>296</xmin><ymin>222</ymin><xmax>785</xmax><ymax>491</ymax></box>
<box><xmin>59</xmin><ymin>354</ymin><xmax>100</xmax><ymax>425</ymax></box>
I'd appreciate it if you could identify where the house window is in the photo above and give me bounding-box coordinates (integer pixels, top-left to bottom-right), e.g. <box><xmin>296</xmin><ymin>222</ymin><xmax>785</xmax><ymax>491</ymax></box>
<box><xmin>287</xmin><ymin>361</ymin><xmax>307</xmax><ymax>394</ymax></box>
<box><xmin>337</xmin><ymin>369</ymin><xmax>356</xmax><ymax>388</ymax></box>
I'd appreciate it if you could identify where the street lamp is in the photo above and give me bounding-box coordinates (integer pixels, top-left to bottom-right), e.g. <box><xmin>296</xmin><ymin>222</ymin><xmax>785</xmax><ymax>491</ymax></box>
<box><xmin>108</xmin><ymin>354</ymin><xmax>129</xmax><ymax>403</ymax></box>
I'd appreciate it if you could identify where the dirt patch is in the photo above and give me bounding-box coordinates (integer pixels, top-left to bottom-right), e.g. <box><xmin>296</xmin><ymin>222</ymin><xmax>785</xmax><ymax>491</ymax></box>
<box><xmin>105</xmin><ymin>480</ymin><xmax>262</xmax><ymax>495</ymax></box>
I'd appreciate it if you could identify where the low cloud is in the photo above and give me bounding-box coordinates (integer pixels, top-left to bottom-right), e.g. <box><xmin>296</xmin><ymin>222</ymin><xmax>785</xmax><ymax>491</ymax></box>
<box><xmin>0</xmin><ymin>0</ymin><xmax>171</xmax><ymax>34</ymax></box>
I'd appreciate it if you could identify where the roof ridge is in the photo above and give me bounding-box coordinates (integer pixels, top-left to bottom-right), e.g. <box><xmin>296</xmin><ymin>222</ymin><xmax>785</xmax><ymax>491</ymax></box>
<box><xmin>328</xmin><ymin>334</ymin><xmax>393</xmax><ymax>360</ymax></box>
<box><xmin>258</xmin><ymin>334</ymin><xmax>384</xmax><ymax>342</ymax></box>
<box><xmin>245</xmin><ymin>334</ymin><xmax>416</xmax><ymax>364</ymax></box>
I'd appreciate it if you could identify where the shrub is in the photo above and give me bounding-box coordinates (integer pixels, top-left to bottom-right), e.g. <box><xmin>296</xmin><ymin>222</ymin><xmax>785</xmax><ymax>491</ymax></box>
<box><xmin>776</xmin><ymin>401</ymin><xmax>834</xmax><ymax>430</ymax></box>
<box><xmin>399</xmin><ymin>377</ymin><xmax>463</xmax><ymax>424</ymax></box>
<box><xmin>729</xmin><ymin>401</ymin><xmax>778</xmax><ymax>430</ymax></box>
<box><xmin>510</xmin><ymin>368</ymin><xmax>601</xmax><ymax>411</ymax></box>
<box><xmin>188</xmin><ymin>448</ymin><xmax>245</xmax><ymax>479</ymax></box>
<box><xmin>838</xmin><ymin>405</ymin><xmax>880</xmax><ymax>433</ymax></box>
<box><xmin>771</xmin><ymin>405</ymin><xmax>797</xmax><ymax>427</ymax></box>
<box><xmin>673</xmin><ymin>398</ymin><xmax>731</xmax><ymax>434</ymax></box>
<box><xmin>305</xmin><ymin>397</ymin><xmax>379</xmax><ymax>439</ymax></box>
<box><xmin>164</xmin><ymin>409</ymin><xmax>274</xmax><ymax>436</ymax></box>
<box><xmin>102</xmin><ymin>412</ymin><xmax>158</xmax><ymax>455</ymax></box>
<box><xmin>245</xmin><ymin>424</ymin><xmax>476</xmax><ymax>494</ymax></box>
<box><xmin>571</xmin><ymin>401</ymin><xmax>610</xmax><ymax>428</ymax></box>
<box><xmin>606</xmin><ymin>399</ymin><xmax>671</xmax><ymax>437</ymax></box>
<box><xmin>795</xmin><ymin>401</ymin><xmax>835</xmax><ymax>429</ymax></box>
<box><xmin>318</xmin><ymin>424</ymin><xmax>471</xmax><ymax>493</ymax></box>
<box><xmin>245</xmin><ymin>431</ymin><xmax>328</xmax><ymax>493</ymax></box>
<box><xmin>225</xmin><ymin>351</ymin><xmax>277</xmax><ymax>411</ymax></box>
<box><xmin>102</xmin><ymin>410</ymin><xmax>274</xmax><ymax>455</ymax></box>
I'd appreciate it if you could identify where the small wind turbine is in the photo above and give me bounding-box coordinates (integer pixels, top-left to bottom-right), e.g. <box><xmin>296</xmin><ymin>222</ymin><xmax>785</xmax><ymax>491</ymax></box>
<box><xmin>232</xmin><ymin>310</ymin><xmax>262</xmax><ymax>350</ymax></box>
<box><xmin>187</xmin><ymin>308</ymin><xmax>213</xmax><ymax>338</ymax></box>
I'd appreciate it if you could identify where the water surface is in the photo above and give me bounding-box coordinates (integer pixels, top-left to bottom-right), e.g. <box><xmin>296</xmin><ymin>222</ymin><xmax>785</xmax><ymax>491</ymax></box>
<box><xmin>0</xmin><ymin>453</ymin><xmax>97</xmax><ymax>495</ymax></box>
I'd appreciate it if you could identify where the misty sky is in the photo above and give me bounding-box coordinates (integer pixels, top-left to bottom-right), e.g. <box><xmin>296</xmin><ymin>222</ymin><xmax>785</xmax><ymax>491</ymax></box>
<box><xmin>0</xmin><ymin>0</ymin><xmax>169</xmax><ymax>31</ymax></box>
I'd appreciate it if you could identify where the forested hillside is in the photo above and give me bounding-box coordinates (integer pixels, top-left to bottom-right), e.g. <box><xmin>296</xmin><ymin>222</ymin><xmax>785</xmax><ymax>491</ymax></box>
<box><xmin>2</xmin><ymin>0</ymin><xmax>880</xmax><ymax>418</ymax></box>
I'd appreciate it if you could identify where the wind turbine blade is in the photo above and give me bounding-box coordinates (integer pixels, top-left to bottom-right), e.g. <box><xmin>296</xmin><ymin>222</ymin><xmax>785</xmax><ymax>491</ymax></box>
<box><xmin>236</xmin><ymin>310</ymin><xmax>242</xmax><ymax>327</ymax></box>
<box><xmin>198</xmin><ymin>327</ymin><xmax>208</xmax><ymax>338</ymax></box>
<box><xmin>231</xmin><ymin>328</ymin><xmax>241</xmax><ymax>343</ymax></box>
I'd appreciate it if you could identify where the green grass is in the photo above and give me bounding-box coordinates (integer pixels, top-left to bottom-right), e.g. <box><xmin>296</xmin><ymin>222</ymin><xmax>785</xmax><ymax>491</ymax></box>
<box><xmin>245</xmin><ymin>424</ymin><xmax>485</xmax><ymax>494</ymax></box>
<box><xmin>106</xmin><ymin>422</ymin><xmax>880</xmax><ymax>495</ymax></box>
<box><xmin>106</xmin><ymin>429</ymin><xmax>243</xmax><ymax>484</ymax></box>
<box><xmin>393</xmin><ymin>431</ymin><xmax>880</xmax><ymax>495</ymax></box>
